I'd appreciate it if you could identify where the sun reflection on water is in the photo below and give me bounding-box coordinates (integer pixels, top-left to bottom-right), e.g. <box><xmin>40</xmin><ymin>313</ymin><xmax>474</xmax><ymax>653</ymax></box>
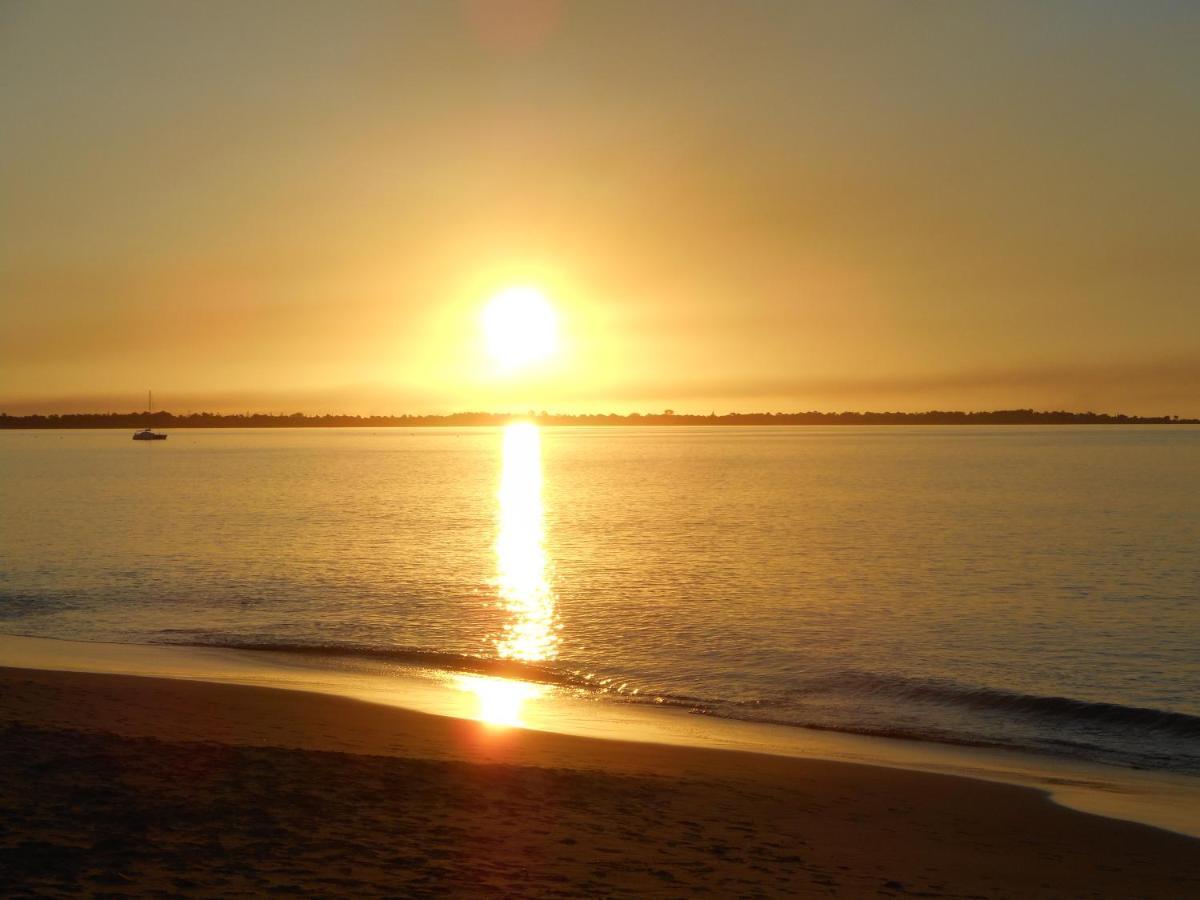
<box><xmin>493</xmin><ymin>422</ymin><xmax>558</xmax><ymax>663</ymax></box>
<box><xmin>460</xmin><ymin>422</ymin><xmax>558</xmax><ymax>727</ymax></box>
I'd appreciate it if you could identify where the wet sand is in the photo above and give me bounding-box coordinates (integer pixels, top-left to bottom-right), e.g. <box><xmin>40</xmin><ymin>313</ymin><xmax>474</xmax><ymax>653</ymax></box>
<box><xmin>1</xmin><ymin>667</ymin><xmax>1197</xmax><ymax>898</ymax></box>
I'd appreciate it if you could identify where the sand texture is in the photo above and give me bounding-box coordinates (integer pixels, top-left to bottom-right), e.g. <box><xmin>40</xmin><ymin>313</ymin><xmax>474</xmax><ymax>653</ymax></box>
<box><xmin>0</xmin><ymin>667</ymin><xmax>1197</xmax><ymax>898</ymax></box>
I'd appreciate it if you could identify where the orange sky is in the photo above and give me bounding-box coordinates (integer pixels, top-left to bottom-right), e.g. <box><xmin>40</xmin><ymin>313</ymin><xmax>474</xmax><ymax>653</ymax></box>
<box><xmin>1</xmin><ymin>1</ymin><xmax>1198</xmax><ymax>415</ymax></box>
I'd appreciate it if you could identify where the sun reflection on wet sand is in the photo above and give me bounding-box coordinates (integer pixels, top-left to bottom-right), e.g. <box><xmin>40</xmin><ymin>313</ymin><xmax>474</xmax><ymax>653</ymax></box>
<box><xmin>457</xmin><ymin>675</ymin><xmax>544</xmax><ymax>727</ymax></box>
<box><xmin>461</xmin><ymin>422</ymin><xmax>558</xmax><ymax>726</ymax></box>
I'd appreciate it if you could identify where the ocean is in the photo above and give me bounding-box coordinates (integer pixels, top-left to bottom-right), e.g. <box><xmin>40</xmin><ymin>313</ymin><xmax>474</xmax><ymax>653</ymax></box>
<box><xmin>2</xmin><ymin>425</ymin><xmax>1198</xmax><ymax>776</ymax></box>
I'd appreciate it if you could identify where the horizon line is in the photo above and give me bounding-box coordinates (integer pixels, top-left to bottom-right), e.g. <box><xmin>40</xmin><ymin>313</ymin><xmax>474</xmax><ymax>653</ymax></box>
<box><xmin>3</xmin><ymin>408</ymin><xmax>1198</xmax><ymax>426</ymax></box>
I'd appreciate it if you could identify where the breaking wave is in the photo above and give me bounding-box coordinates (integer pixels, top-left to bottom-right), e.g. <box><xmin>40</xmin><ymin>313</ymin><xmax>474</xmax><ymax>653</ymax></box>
<box><xmin>167</xmin><ymin>639</ymin><xmax>1200</xmax><ymax>747</ymax></box>
<box><xmin>811</xmin><ymin>671</ymin><xmax>1200</xmax><ymax>739</ymax></box>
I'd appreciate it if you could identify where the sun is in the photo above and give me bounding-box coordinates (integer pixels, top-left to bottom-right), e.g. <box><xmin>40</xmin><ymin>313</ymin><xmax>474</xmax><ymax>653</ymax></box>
<box><xmin>481</xmin><ymin>286</ymin><xmax>559</xmax><ymax>370</ymax></box>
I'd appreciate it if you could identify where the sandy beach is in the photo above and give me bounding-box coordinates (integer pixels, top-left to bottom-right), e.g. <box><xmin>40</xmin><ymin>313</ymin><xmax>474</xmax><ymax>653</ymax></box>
<box><xmin>1</xmin><ymin>667</ymin><xmax>1196</xmax><ymax>898</ymax></box>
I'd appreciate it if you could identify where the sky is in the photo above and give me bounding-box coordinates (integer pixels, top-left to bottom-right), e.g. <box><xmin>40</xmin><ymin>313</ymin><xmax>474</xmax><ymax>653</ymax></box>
<box><xmin>1</xmin><ymin>0</ymin><xmax>1198</xmax><ymax>416</ymax></box>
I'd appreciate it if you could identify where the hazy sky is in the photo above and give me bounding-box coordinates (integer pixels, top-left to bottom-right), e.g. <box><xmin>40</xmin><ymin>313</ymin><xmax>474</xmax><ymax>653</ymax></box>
<box><xmin>2</xmin><ymin>1</ymin><xmax>1198</xmax><ymax>415</ymax></box>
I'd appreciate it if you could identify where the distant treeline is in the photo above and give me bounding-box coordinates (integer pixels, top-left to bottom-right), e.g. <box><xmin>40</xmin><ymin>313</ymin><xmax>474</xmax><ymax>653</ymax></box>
<box><xmin>1</xmin><ymin>409</ymin><xmax>1196</xmax><ymax>428</ymax></box>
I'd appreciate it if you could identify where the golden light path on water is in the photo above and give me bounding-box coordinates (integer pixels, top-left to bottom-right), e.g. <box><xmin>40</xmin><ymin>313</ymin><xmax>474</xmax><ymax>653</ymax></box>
<box><xmin>460</xmin><ymin>422</ymin><xmax>557</xmax><ymax>726</ymax></box>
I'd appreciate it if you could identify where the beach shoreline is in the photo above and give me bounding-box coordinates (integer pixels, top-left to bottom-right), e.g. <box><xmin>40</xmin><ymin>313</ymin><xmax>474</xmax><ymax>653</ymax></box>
<box><xmin>2</xmin><ymin>665</ymin><xmax>1198</xmax><ymax>897</ymax></box>
<box><xmin>3</xmin><ymin>631</ymin><xmax>1199</xmax><ymax>841</ymax></box>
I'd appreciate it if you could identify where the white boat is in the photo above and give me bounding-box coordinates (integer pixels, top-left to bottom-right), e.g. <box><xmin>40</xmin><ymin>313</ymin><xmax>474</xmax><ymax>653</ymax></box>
<box><xmin>133</xmin><ymin>391</ymin><xmax>167</xmax><ymax>441</ymax></box>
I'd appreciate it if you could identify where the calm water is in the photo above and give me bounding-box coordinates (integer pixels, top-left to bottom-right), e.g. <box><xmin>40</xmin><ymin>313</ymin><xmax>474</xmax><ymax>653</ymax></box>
<box><xmin>2</xmin><ymin>426</ymin><xmax>1198</xmax><ymax>773</ymax></box>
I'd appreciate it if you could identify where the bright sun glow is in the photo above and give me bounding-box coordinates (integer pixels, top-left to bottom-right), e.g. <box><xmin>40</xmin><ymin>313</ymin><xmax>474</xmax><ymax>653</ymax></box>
<box><xmin>481</xmin><ymin>286</ymin><xmax>559</xmax><ymax>370</ymax></box>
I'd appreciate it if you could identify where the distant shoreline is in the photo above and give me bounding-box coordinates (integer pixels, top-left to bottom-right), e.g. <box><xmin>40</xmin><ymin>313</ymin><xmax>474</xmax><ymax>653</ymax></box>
<box><xmin>1</xmin><ymin>409</ymin><xmax>1197</xmax><ymax>428</ymax></box>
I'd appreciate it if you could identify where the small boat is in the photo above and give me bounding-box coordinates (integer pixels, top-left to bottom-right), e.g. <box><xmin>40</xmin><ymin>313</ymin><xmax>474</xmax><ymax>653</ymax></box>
<box><xmin>133</xmin><ymin>391</ymin><xmax>168</xmax><ymax>441</ymax></box>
